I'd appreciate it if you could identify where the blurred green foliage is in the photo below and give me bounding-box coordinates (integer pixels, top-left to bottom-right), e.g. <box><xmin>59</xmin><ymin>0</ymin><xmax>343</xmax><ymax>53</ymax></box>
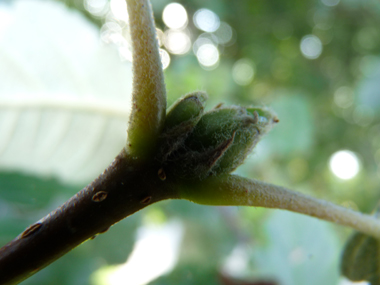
<box><xmin>341</xmin><ymin>228</ymin><xmax>380</xmax><ymax>284</ymax></box>
<box><xmin>1</xmin><ymin>0</ymin><xmax>380</xmax><ymax>284</ymax></box>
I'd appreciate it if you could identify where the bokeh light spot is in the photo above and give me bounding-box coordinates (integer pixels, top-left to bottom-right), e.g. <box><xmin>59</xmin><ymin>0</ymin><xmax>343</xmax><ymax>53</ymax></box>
<box><xmin>214</xmin><ymin>22</ymin><xmax>234</xmax><ymax>45</ymax></box>
<box><xmin>162</xmin><ymin>3</ymin><xmax>188</xmax><ymax>30</ymax></box>
<box><xmin>164</xmin><ymin>30</ymin><xmax>191</xmax><ymax>55</ymax></box>
<box><xmin>193</xmin><ymin>8</ymin><xmax>220</xmax><ymax>33</ymax></box>
<box><xmin>232</xmin><ymin>59</ymin><xmax>255</xmax><ymax>86</ymax></box>
<box><xmin>84</xmin><ymin>0</ymin><xmax>109</xmax><ymax>17</ymax></box>
<box><xmin>159</xmin><ymin>49</ymin><xmax>171</xmax><ymax>69</ymax></box>
<box><xmin>110</xmin><ymin>0</ymin><xmax>129</xmax><ymax>22</ymax></box>
<box><xmin>221</xmin><ymin>245</ymin><xmax>249</xmax><ymax>277</ymax></box>
<box><xmin>334</xmin><ymin>86</ymin><xmax>354</xmax><ymax>108</ymax></box>
<box><xmin>300</xmin><ymin>35</ymin><xmax>323</xmax><ymax>59</ymax></box>
<box><xmin>193</xmin><ymin>33</ymin><xmax>218</xmax><ymax>54</ymax></box>
<box><xmin>0</xmin><ymin>9</ymin><xmax>13</xmax><ymax>39</ymax></box>
<box><xmin>196</xmin><ymin>43</ymin><xmax>219</xmax><ymax>68</ymax></box>
<box><xmin>329</xmin><ymin>150</ymin><xmax>360</xmax><ymax>180</ymax></box>
<box><xmin>353</xmin><ymin>105</ymin><xmax>374</xmax><ymax>127</ymax></box>
<box><xmin>156</xmin><ymin>28</ymin><xmax>164</xmax><ymax>47</ymax></box>
<box><xmin>118</xmin><ymin>46</ymin><xmax>132</xmax><ymax>62</ymax></box>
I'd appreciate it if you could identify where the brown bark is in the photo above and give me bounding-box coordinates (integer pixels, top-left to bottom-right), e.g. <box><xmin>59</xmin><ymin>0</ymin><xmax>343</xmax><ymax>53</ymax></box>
<box><xmin>0</xmin><ymin>149</ymin><xmax>179</xmax><ymax>284</ymax></box>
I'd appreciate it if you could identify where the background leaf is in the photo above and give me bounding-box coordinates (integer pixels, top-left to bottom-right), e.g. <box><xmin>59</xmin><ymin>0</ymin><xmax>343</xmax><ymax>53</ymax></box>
<box><xmin>341</xmin><ymin>205</ymin><xmax>380</xmax><ymax>285</ymax></box>
<box><xmin>341</xmin><ymin>231</ymin><xmax>380</xmax><ymax>284</ymax></box>
<box><xmin>0</xmin><ymin>0</ymin><xmax>132</xmax><ymax>184</ymax></box>
<box><xmin>251</xmin><ymin>211</ymin><xmax>341</xmax><ymax>285</ymax></box>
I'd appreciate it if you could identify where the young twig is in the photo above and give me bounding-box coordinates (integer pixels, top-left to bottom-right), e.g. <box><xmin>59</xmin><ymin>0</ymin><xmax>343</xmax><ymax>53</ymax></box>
<box><xmin>180</xmin><ymin>175</ymin><xmax>380</xmax><ymax>239</ymax></box>
<box><xmin>126</xmin><ymin>0</ymin><xmax>167</xmax><ymax>160</ymax></box>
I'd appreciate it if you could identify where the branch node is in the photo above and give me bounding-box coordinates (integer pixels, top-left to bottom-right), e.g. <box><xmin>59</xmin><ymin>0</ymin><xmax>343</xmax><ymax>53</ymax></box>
<box><xmin>92</xmin><ymin>191</ymin><xmax>108</xmax><ymax>202</ymax></box>
<box><xmin>141</xmin><ymin>196</ymin><xmax>152</xmax><ymax>204</ymax></box>
<box><xmin>21</xmin><ymin>223</ymin><xmax>43</xmax><ymax>238</ymax></box>
<box><xmin>158</xmin><ymin>168</ymin><xmax>166</xmax><ymax>181</ymax></box>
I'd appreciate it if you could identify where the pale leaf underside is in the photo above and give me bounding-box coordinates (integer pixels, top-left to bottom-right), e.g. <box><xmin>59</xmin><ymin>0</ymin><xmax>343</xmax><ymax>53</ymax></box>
<box><xmin>0</xmin><ymin>0</ymin><xmax>133</xmax><ymax>184</ymax></box>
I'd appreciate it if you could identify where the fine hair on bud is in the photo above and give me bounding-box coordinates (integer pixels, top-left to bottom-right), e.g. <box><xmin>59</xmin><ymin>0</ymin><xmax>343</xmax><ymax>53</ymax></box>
<box><xmin>157</xmin><ymin>94</ymin><xmax>278</xmax><ymax>181</ymax></box>
<box><xmin>157</xmin><ymin>91</ymin><xmax>208</xmax><ymax>162</ymax></box>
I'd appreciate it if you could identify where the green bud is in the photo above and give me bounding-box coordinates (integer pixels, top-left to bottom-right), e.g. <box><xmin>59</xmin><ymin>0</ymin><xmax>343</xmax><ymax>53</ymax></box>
<box><xmin>218</xmin><ymin>106</ymin><xmax>278</xmax><ymax>174</ymax></box>
<box><xmin>157</xmin><ymin>93</ymin><xmax>278</xmax><ymax>180</ymax></box>
<box><xmin>165</xmin><ymin>91</ymin><xmax>207</xmax><ymax>129</ymax></box>
<box><xmin>157</xmin><ymin>91</ymin><xmax>207</xmax><ymax>161</ymax></box>
<box><xmin>246</xmin><ymin>107</ymin><xmax>279</xmax><ymax>134</ymax></box>
<box><xmin>183</xmin><ymin>105</ymin><xmax>277</xmax><ymax>178</ymax></box>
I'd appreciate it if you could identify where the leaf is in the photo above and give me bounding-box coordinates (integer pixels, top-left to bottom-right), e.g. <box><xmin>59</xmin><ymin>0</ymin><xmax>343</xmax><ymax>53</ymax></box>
<box><xmin>252</xmin><ymin>211</ymin><xmax>340</xmax><ymax>285</ymax></box>
<box><xmin>0</xmin><ymin>171</ymin><xmax>78</xmax><ymax>207</ymax></box>
<box><xmin>341</xmin><ymin>228</ymin><xmax>380</xmax><ymax>284</ymax></box>
<box><xmin>340</xmin><ymin>203</ymin><xmax>380</xmax><ymax>284</ymax></box>
<box><xmin>357</xmin><ymin>56</ymin><xmax>380</xmax><ymax>113</ymax></box>
<box><xmin>0</xmin><ymin>172</ymin><xmax>80</xmax><ymax>247</ymax></box>
<box><xmin>0</xmin><ymin>0</ymin><xmax>133</xmax><ymax>184</ymax></box>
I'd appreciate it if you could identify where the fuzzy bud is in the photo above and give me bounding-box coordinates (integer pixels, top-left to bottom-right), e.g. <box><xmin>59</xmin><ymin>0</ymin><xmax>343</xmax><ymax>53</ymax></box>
<box><xmin>158</xmin><ymin>93</ymin><xmax>278</xmax><ymax>180</ymax></box>
<box><xmin>182</xmin><ymin>105</ymin><xmax>277</xmax><ymax>178</ymax></box>
<box><xmin>157</xmin><ymin>92</ymin><xmax>208</xmax><ymax>161</ymax></box>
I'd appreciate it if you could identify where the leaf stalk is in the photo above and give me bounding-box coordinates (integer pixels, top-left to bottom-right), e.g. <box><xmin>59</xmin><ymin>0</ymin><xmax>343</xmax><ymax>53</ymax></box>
<box><xmin>180</xmin><ymin>175</ymin><xmax>380</xmax><ymax>239</ymax></box>
<box><xmin>126</xmin><ymin>0</ymin><xmax>166</xmax><ymax>160</ymax></box>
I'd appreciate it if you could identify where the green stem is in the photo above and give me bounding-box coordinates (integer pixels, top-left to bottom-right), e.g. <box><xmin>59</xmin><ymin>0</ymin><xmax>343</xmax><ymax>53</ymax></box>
<box><xmin>126</xmin><ymin>0</ymin><xmax>166</xmax><ymax>160</ymax></box>
<box><xmin>180</xmin><ymin>175</ymin><xmax>380</xmax><ymax>238</ymax></box>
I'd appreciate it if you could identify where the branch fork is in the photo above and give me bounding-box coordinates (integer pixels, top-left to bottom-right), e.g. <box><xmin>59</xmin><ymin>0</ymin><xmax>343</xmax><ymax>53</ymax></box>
<box><xmin>1</xmin><ymin>0</ymin><xmax>379</xmax><ymax>284</ymax></box>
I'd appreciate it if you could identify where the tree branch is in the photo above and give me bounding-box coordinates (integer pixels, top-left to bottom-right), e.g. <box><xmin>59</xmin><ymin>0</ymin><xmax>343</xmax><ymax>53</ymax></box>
<box><xmin>0</xmin><ymin>149</ymin><xmax>178</xmax><ymax>284</ymax></box>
